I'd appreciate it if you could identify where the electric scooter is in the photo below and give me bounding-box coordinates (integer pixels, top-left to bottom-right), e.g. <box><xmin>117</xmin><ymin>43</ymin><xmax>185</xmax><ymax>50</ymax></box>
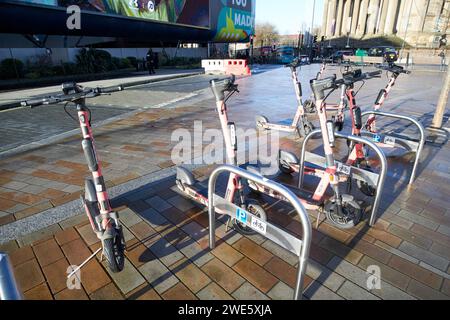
<box><xmin>303</xmin><ymin>58</ymin><xmax>346</xmax><ymax>114</ymax></box>
<box><xmin>364</xmin><ymin>63</ymin><xmax>411</xmax><ymax>135</ymax></box>
<box><xmin>280</xmin><ymin>64</ymin><xmax>410</xmax><ymax>196</ymax></box>
<box><xmin>248</xmin><ymin>75</ymin><xmax>363</xmax><ymax>229</ymax></box>
<box><xmin>255</xmin><ymin>58</ymin><xmax>315</xmax><ymax>137</ymax></box>
<box><xmin>19</xmin><ymin>83</ymin><xmax>126</xmax><ymax>273</ymax></box>
<box><xmin>176</xmin><ymin>76</ymin><xmax>267</xmax><ymax>235</ymax></box>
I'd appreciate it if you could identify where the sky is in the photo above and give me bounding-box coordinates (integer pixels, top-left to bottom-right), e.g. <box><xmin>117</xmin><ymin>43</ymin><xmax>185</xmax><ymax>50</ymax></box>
<box><xmin>255</xmin><ymin>0</ymin><xmax>325</xmax><ymax>35</ymax></box>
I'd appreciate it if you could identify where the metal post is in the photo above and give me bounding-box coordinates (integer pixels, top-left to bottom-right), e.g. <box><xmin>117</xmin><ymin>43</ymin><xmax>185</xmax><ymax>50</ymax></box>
<box><xmin>310</xmin><ymin>0</ymin><xmax>316</xmax><ymax>57</ymax></box>
<box><xmin>432</xmin><ymin>66</ymin><xmax>450</xmax><ymax>128</ymax></box>
<box><xmin>362</xmin><ymin>111</ymin><xmax>426</xmax><ymax>185</ymax></box>
<box><xmin>208</xmin><ymin>165</ymin><xmax>312</xmax><ymax>300</ymax></box>
<box><xmin>0</xmin><ymin>253</ymin><xmax>21</xmax><ymax>300</ymax></box>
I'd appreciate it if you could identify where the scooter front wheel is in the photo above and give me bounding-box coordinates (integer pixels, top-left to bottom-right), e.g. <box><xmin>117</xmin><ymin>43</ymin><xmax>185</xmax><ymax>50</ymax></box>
<box><xmin>303</xmin><ymin>100</ymin><xmax>316</xmax><ymax>114</ymax></box>
<box><xmin>102</xmin><ymin>227</ymin><xmax>125</xmax><ymax>273</ymax></box>
<box><xmin>255</xmin><ymin>115</ymin><xmax>269</xmax><ymax>130</ymax></box>
<box><xmin>233</xmin><ymin>200</ymin><xmax>267</xmax><ymax>236</ymax></box>
<box><xmin>279</xmin><ymin>162</ymin><xmax>295</xmax><ymax>174</ymax></box>
<box><xmin>324</xmin><ymin>198</ymin><xmax>362</xmax><ymax>229</ymax></box>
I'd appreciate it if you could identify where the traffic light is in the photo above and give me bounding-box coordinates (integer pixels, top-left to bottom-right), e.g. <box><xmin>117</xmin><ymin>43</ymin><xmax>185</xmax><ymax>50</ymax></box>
<box><xmin>313</xmin><ymin>35</ymin><xmax>318</xmax><ymax>43</ymax></box>
<box><xmin>321</xmin><ymin>36</ymin><xmax>325</xmax><ymax>42</ymax></box>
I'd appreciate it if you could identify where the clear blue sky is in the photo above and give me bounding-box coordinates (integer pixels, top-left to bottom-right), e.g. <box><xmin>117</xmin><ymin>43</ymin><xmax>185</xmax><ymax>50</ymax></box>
<box><xmin>256</xmin><ymin>0</ymin><xmax>325</xmax><ymax>35</ymax></box>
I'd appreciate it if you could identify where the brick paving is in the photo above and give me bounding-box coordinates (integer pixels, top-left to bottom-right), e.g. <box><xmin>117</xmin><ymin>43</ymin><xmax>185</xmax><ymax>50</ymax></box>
<box><xmin>0</xmin><ymin>66</ymin><xmax>449</xmax><ymax>300</ymax></box>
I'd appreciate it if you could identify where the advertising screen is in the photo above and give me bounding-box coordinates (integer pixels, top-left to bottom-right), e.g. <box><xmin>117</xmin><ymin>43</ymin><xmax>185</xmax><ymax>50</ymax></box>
<box><xmin>212</xmin><ymin>0</ymin><xmax>255</xmax><ymax>42</ymax></box>
<box><xmin>11</xmin><ymin>0</ymin><xmax>210</xmax><ymax>28</ymax></box>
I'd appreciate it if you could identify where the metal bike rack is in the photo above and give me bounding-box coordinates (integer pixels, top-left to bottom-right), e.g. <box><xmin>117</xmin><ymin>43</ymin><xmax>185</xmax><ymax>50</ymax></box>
<box><xmin>361</xmin><ymin>111</ymin><xmax>425</xmax><ymax>185</ymax></box>
<box><xmin>0</xmin><ymin>253</ymin><xmax>22</xmax><ymax>300</ymax></box>
<box><xmin>298</xmin><ymin>129</ymin><xmax>388</xmax><ymax>226</ymax></box>
<box><xmin>208</xmin><ymin>165</ymin><xmax>312</xmax><ymax>300</ymax></box>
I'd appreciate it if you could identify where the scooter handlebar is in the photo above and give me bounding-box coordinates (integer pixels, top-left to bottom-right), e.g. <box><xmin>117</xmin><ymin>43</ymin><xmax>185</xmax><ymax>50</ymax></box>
<box><xmin>376</xmin><ymin>63</ymin><xmax>411</xmax><ymax>74</ymax></box>
<box><xmin>210</xmin><ymin>75</ymin><xmax>237</xmax><ymax>101</ymax></box>
<box><xmin>96</xmin><ymin>85</ymin><xmax>124</xmax><ymax>94</ymax></box>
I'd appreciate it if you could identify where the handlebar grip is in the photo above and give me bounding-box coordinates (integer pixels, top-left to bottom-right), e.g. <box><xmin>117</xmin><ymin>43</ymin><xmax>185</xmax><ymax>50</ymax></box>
<box><xmin>97</xmin><ymin>85</ymin><xmax>124</xmax><ymax>94</ymax></box>
<box><xmin>310</xmin><ymin>75</ymin><xmax>337</xmax><ymax>100</ymax></box>
<box><xmin>21</xmin><ymin>98</ymin><xmax>46</xmax><ymax>108</ymax></box>
<box><xmin>367</xmin><ymin>70</ymin><xmax>382</xmax><ymax>77</ymax></box>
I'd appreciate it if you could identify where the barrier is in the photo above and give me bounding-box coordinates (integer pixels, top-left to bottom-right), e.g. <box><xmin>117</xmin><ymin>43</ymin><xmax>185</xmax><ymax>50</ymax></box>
<box><xmin>0</xmin><ymin>253</ymin><xmax>21</xmax><ymax>300</ymax></box>
<box><xmin>202</xmin><ymin>59</ymin><xmax>226</xmax><ymax>74</ymax></box>
<box><xmin>202</xmin><ymin>59</ymin><xmax>251</xmax><ymax>76</ymax></box>
<box><xmin>298</xmin><ymin>130</ymin><xmax>388</xmax><ymax>227</ymax></box>
<box><xmin>343</xmin><ymin>55</ymin><xmax>384</xmax><ymax>65</ymax></box>
<box><xmin>361</xmin><ymin>111</ymin><xmax>425</xmax><ymax>185</ymax></box>
<box><xmin>223</xmin><ymin>59</ymin><xmax>251</xmax><ymax>76</ymax></box>
<box><xmin>208</xmin><ymin>165</ymin><xmax>312</xmax><ymax>300</ymax></box>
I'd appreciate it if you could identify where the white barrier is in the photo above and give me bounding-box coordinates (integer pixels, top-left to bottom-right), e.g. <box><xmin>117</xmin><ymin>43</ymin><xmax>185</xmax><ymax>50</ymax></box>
<box><xmin>202</xmin><ymin>59</ymin><xmax>226</xmax><ymax>74</ymax></box>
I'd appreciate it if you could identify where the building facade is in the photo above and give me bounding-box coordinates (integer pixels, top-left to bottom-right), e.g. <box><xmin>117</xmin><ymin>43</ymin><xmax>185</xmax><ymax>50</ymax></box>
<box><xmin>321</xmin><ymin>0</ymin><xmax>450</xmax><ymax>48</ymax></box>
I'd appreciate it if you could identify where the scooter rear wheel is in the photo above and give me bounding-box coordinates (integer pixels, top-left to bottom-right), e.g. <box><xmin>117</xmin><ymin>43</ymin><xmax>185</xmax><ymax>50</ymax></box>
<box><xmin>233</xmin><ymin>200</ymin><xmax>267</xmax><ymax>236</ymax></box>
<box><xmin>324</xmin><ymin>198</ymin><xmax>362</xmax><ymax>229</ymax></box>
<box><xmin>102</xmin><ymin>227</ymin><xmax>125</xmax><ymax>273</ymax></box>
<box><xmin>356</xmin><ymin>161</ymin><xmax>377</xmax><ymax>197</ymax></box>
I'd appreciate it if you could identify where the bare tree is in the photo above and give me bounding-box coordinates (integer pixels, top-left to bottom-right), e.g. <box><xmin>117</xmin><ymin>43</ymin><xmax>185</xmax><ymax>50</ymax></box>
<box><xmin>255</xmin><ymin>22</ymin><xmax>280</xmax><ymax>47</ymax></box>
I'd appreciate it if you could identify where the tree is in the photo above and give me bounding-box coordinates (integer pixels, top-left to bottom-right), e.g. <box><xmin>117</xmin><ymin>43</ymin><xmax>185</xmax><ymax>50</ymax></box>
<box><xmin>255</xmin><ymin>22</ymin><xmax>280</xmax><ymax>47</ymax></box>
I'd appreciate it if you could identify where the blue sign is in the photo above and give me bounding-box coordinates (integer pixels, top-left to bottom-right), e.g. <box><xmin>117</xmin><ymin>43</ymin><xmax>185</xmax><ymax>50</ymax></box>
<box><xmin>236</xmin><ymin>208</ymin><xmax>247</xmax><ymax>224</ymax></box>
<box><xmin>373</xmin><ymin>134</ymin><xmax>382</xmax><ymax>143</ymax></box>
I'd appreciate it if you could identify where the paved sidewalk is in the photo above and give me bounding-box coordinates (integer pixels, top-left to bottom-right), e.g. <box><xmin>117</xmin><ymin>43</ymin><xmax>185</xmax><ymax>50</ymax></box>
<box><xmin>0</xmin><ymin>65</ymin><xmax>449</xmax><ymax>300</ymax></box>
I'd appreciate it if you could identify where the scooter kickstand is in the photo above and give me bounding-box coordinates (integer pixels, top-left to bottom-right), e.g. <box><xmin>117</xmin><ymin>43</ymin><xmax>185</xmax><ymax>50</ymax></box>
<box><xmin>67</xmin><ymin>247</ymin><xmax>102</xmax><ymax>279</ymax></box>
<box><xmin>316</xmin><ymin>210</ymin><xmax>321</xmax><ymax>229</ymax></box>
<box><xmin>225</xmin><ymin>217</ymin><xmax>232</xmax><ymax>233</ymax></box>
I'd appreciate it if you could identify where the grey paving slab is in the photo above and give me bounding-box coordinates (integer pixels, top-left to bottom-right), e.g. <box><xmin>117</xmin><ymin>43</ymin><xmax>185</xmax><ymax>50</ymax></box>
<box><xmin>140</xmin><ymin>208</ymin><xmax>170</xmax><ymax>230</ymax></box>
<box><xmin>328</xmin><ymin>256</ymin><xmax>416</xmax><ymax>300</ymax></box>
<box><xmin>19</xmin><ymin>184</ymin><xmax>48</xmax><ymax>195</ymax></box>
<box><xmin>261</xmin><ymin>240</ymin><xmax>299</xmax><ymax>266</ymax></box>
<box><xmin>2</xmin><ymin>181</ymin><xmax>28</xmax><ymax>190</ymax></box>
<box><xmin>304</xmin><ymin>281</ymin><xmax>344</xmax><ymax>300</ymax></box>
<box><xmin>399</xmin><ymin>241</ymin><xmax>449</xmax><ymax>271</ymax></box>
<box><xmin>438</xmin><ymin>225</ymin><xmax>450</xmax><ymax>237</ymax></box>
<box><xmin>397</xmin><ymin>210</ymin><xmax>440</xmax><ymax>231</ymax></box>
<box><xmin>17</xmin><ymin>224</ymin><xmax>62</xmax><ymax>247</ymax></box>
<box><xmin>105</xmin><ymin>259</ymin><xmax>146</xmax><ymax>295</ymax></box>
<box><xmin>147</xmin><ymin>237</ymin><xmax>185</xmax><ymax>267</ymax></box>
<box><xmin>232</xmin><ymin>282</ymin><xmax>269</xmax><ymax>300</ymax></box>
<box><xmin>5</xmin><ymin>203</ymin><xmax>30</xmax><ymax>214</ymax></box>
<box><xmin>176</xmin><ymin>239</ymin><xmax>215</xmax><ymax>267</ymax></box>
<box><xmin>267</xmin><ymin>281</ymin><xmax>295</xmax><ymax>300</ymax></box>
<box><xmin>167</xmin><ymin>195</ymin><xmax>196</xmax><ymax>212</ymax></box>
<box><xmin>337</xmin><ymin>281</ymin><xmax>380</xmax><ymax>300</ymax></box>
<box><xmin>374</xmin><ymin>241</ymin><xmax>420</xmax><ymax>264</ymax></box>
<box><xmin>59</xmin><ymin>214</ymin><xmax>87</xmax><ymax>230</ymax></box>
<box><xmin>306</xmin><ymin>259</ymin><xmax>346</xmax><ymax>292</ymax></box>
<box><xmin>118</xmin><ymin>208</ymin><xmax>143</xmax><ymax>228</ymax></box>
<box><xmin>145</xmin><ymin>196</ymin><xmax>172</xmax><ymax>213</ymax></box>
<box><xmin>138</xmin><ymin>258</ymin><xmax>179</xmax><ymax>293</ymax></box>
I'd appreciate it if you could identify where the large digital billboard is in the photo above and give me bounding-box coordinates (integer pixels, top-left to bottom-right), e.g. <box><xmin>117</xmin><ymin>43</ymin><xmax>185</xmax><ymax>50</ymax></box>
<box><xmin>11</xmin><ymin>0</ymin><xmax>210</xmax><ymax>28</ymax></box>
<box><xmin>1</xmin><ymin>0</ymin><xmax>256</xmax><ymax>43</ymax></box>
<box><xmin>211</xmin><ymin>0</ymin><xmax>255</xmax><ymax>42</ymax></box>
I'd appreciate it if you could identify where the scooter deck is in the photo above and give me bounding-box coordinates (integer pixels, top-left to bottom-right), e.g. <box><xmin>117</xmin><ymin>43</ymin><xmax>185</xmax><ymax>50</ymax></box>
<box><xmin>284</xmin><ymin>184</ymin><xmax>322</xmax><ymax>207</ymax></box>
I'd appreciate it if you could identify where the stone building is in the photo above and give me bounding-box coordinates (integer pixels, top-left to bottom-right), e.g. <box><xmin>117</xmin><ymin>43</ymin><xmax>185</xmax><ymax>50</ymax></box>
<box><xmin>321</xmin><ymin>0</ymin><xmax>450</xmax><ymax>48</ymax></box>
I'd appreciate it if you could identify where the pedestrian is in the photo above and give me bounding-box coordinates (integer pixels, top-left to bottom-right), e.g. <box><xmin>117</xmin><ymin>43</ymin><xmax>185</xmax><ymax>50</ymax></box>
<box><xmin>438</xmin><ymin>50</ymin><xmax>446</xmax><ymax>72</ymax></box>
<box><xmin>146</xmin><ymin>49</ymin><xmax>155</xmax><ymax>75</ymax></box>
